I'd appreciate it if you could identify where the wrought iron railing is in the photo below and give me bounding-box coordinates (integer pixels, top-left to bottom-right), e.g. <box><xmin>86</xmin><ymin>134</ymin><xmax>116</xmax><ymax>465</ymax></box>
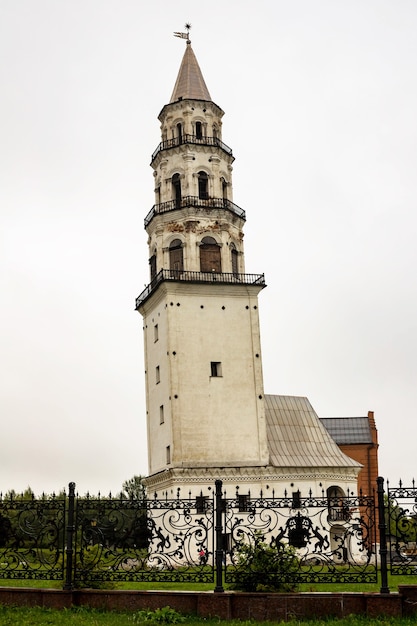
<box><xmin>144</xmin><ymin>196</ymin><xmax>246</xmax><ymax>227</ymax></box>
<box><xmin>0</xmin><ymin>493</ymin><xmax>65</xmax><ymax>581</ymax></box>
<box><xmin>386</xmin><ymin>479</ymin><xmax>417</xmax><ymax>575</ymax></box>
<box><xmin>135</xmin><ymin>269</ymin><xmax>266</xmax><ymax>309</ymax></box>
<box><xmin>222</xmin><ymin>489</ymin><xmax>378</xmax><ymax>585</ymax></box>
<box><xmin>151</xmin><ymin>134</ymin><xmax>233</xmax><ymax>162</ymax></box>
<box><xmin>0</xmin><ymin>478</ymin><xmax>415</xmax><ymax>593</ymax></box>
<box><xmin>74</xmin><ymin>493</ymin><xmax>215</xmax><ymax>585</ymax></box>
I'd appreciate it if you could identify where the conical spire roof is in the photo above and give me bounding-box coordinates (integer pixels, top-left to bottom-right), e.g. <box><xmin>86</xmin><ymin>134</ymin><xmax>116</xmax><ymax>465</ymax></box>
<box><xmin>170</xmin><ymin>42</ymin><xmax>211</xmax><ymax>103</ymax></box>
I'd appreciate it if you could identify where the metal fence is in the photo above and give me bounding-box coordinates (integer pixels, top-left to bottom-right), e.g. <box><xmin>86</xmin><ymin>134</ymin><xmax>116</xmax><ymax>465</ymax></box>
<box><xmin>0</xmin><ymin>477</ymin><xmax>415</xmax><ymax>592</ymax></box>
<box><xmin>73</xmin><ymin>486</ymin><xmax>215</xmax><ymax>587</ymax></box>
<box><xmin>386</xmin><ymin>480</ymin><xmax>417</xmax><ymax>576</ymax></box>
<box><xmin>0</xmin><ymin>494</ymin><xmax>65</xmax><ymax>581</ymax></box>
<box><xmin>222</xmin><ymin>488</ymin><xmax>377</xmax><ymax>586</ymax></box>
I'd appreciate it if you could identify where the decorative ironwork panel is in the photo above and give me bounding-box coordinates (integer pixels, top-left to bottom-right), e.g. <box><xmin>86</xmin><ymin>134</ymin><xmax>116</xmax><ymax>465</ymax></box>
<box><xmin>223</xmin><ymin>491</ymin><xmax>377</xmax><ymax>585</ymax></box>
<box><xmin>0</xmin><ymin>495</ymin><xmax>65</xmax><ymax>580</ymax></box>
<box><xmin>74</xmin><ymin>495</ymin><xmax>214</xmax><ymax>584</ymax></box>
<box><xmin>387</xmin><ymin>481</ymin><xmax>417</xmax><ymax>575</ymax></box>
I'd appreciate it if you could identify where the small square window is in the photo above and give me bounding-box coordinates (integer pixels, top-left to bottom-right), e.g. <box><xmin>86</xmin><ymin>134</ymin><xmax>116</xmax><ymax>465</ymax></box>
<box><xmin>154</xmin><ymin>324</ymin><xmax>159</xmax><ymax>342</ymax></box>
<box><xmin>156</xmin><ymin>366</ymin><xmax>160</xmax><ymax>384</ymax></box>
<box><xmin>222</xmin><ymin>533</ymin><xmax>231</xmax><ymax>552</ymax></box>
<box><xmin>196</xmin><ymin>495</ymin><xmax>209</xmax><ymax>513</ymax></box>
<box><xmin>159</xmin><ymin>405</ymin><xmax>164</xmax><ymax>424</ymax></box>
<box><xmin>238</xmin><ymin>494</ymin><xmax>250</xmax><ymax>512</ymax></box>
<box><xmin>210</xmin><ymin>361</ymin><xmax>222</xmax><ymax>377</ymax></box>
<box><xmin>292</xmin><ymin>491</ymin><xmax>301</xmax><ymax>509</ymax></box>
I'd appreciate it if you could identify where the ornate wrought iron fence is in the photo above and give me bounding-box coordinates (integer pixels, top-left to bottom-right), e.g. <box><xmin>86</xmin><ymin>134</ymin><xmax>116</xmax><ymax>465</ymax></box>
<box><xmin>72</xmin><ymin>491</ymin><xmax>215</xmax><ymax>586</ymax></box>
<box><xmin>222</xmin><ymin>488</ymin><xmax>378</xmax><ymax>586</ymax></box>
<box><xmin>2</xmin><ymin>478</ymin><xmax>415</xmax><ymax>592</ymax></box>
<box><xmin>386</xmin><ymin>479</ymin><xmax>417</xmax><ymax>575</ymax></box>
<box><xmin>0</xmin><ymin>493</ymin><xmax>65</xmax><ymax>581</ymax></box>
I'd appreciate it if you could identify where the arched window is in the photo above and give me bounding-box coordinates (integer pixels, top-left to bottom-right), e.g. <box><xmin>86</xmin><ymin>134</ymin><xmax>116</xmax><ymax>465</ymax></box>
<box><xmin>176</xmin><ymin>123</ymin><xmax>182</xmax><ymax>144</ymax></box>
<box><xmin>172</xmin><ymin>174</ymin><xmax>181</xmax><ymax>208</ymax></box>
<box><xmin>195</xmin><ymin>121</ymin><xmax>203</xmax><ymax>140</ymax></box>
<box><xmin>200</xmin><ymin>236</ymin><xmax>221</xmax><ymax>273</ymax></box>
<box><xmin>149</xmin><ymin>253</ymin><xmax>157</xmax><ymax>282</ymax></box>
<box><xmin>327</xmin><ymin>486</ymin><xmax>349</xmax><ymax>522</ymax></box>
<box><xmin>212</xmin><ymin>125</ymin><xmax>218</xmax><ymax>139</ymax></box>
<box><xmin>230</xmin><ymin>243</ymin><xmax>239</xmax><ymax>276</ymax></box>
<box><xmin>221</xmin><ymin>177</ymin><xmax>228</xmax><ymax>203</ymax></box>
<box><xmin>198</xmin><ymin>171</ymin><xmax>208</xmax><ymax>200</ymax></box>
<box><xmin>169</xmin><ymin>239</ymin><xmax>183</xmax><ymax>276</ymax></box>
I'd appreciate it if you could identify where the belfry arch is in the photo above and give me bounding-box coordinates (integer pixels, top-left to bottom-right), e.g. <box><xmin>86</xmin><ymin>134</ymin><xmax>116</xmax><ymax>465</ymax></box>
<box><xmin>169</xmin><ymin>238</ymin><xmax>184</xmax><ymax>275</ymax></box>
<box><xmin>200</xmin><ymin>236</ymin><xmax>221</xmax><ymax>273</ymax></box>
<box><xmin>172</xmin><ymin>173</ymin><xmax>181</xmax><ymax>207</ymax></box>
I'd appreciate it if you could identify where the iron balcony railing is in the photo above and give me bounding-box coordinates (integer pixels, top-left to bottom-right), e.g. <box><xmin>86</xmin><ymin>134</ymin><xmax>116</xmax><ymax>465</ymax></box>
<box><xmin>144</xmin><ymin>196</ymin><xmax>246</xmax><ymax>228</ymax></box>
<box><xmin>135</xmin><ymin>269</ymin><xmax>266</xmax><ymax>309</ymax></box>
<box><xmin>328</xmin><ymin>507</ymin><xmax>352</xmax><ymax>522</ymax></box>
<box><xmin>151</xmin><ymin>134</ymin><xmax>233</xmax><ymax>162</ymax></box>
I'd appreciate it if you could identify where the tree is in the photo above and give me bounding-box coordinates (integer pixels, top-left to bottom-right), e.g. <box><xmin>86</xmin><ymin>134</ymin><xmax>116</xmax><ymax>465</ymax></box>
<box><xmin>120</xmin><ymin>475</ymin><xmax>146</xmax><ymax>501</ymax></box>
<box><xmin>385</xmin><ymin>496</ymin><xmax>417</xmax><ymax>544</ymax></box>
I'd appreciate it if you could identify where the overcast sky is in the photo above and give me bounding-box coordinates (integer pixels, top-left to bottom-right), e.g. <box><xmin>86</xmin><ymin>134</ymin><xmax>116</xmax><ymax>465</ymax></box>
<box><xmin>1</xmin><ymin>0</ymin><xmax>417</xmax><ymax>496</ymax></box>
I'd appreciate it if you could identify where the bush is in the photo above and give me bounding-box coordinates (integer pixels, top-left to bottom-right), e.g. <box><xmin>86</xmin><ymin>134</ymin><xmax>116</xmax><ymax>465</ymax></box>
<box><xmin>230</xmin><ymin>535</ymin><xmax>299</xmax><ymax>592</ymax></box>
<box><xmin>130</xmin><ymin>606</ymin><xmax>185</xmax><ymax>624</ymax></box>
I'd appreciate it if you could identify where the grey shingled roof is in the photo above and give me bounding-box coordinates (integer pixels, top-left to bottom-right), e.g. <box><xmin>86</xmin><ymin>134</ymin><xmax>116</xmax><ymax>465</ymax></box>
<box><xmin>265</xmin><ymin>395</ymin><xmax>361</xmax><ymax>469</ymax></box>
<box><xmin>170</xmin><ymin>42</ymin><xmax>211</xmax><ymax>103</ymax></box>
<box><xmin>320</xmin><ymin>417</ymin><xmax>372</xmax><ymax>445</ymax></box>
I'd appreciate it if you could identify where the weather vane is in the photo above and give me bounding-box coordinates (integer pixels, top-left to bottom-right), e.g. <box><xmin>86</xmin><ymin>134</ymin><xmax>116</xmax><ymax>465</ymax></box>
<box><xmin>174</xmin><ymin>23</ymin><xmax>191</xmax><ymax>44</ymax></box>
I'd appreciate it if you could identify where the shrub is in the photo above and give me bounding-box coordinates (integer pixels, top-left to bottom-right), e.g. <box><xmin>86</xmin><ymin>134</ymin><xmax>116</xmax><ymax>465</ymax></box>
<box><xmin>130</xmin><ymin>606</ymin><xmax>185</xmax><ymax>624</ymax></box>
<box><xmin>229</xmin><ymin>535</ymin><xmax>299</xmax><ymax>592</ymax></box>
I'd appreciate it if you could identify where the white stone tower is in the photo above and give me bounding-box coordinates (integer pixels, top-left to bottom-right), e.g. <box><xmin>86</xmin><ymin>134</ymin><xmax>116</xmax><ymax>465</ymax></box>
<box><xmin>136</xmin><ymin>33</ymin><xmax>269</xmax><ymax>496</ymax></box>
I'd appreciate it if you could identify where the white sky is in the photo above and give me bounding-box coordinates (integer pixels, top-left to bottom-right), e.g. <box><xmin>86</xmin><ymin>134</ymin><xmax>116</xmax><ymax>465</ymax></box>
<box><xmin>1</xmin><ymin>0</ymin><xmax>416</xmax><ymax>496</ymax></box>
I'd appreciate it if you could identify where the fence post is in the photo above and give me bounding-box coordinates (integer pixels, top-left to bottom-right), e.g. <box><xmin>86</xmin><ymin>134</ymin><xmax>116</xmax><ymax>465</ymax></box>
<box><xmin>377</xmin><ymin>476</ymin><xmax>389</xmax><ymax>594</ymax></box>
<box><xmin>214</xmin><ymin>479</ymin><xmax>224</xmax><ymax>592</ymax></box>
<box><xmin>64</xmin><ymin>481</ymin><xmax>76</xmax><ymax>591</ymax></box>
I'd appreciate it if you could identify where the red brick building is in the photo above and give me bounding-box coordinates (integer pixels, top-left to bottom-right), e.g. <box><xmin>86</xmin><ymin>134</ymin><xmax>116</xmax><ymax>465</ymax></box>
<box><xmin>320</xmin><ymin>411</ymin><xmax>379</xmax><ymax>497</ymax></box>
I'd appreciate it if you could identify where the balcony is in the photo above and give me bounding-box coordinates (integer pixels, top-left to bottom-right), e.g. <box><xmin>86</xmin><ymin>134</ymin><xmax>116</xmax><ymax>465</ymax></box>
<box><xmin>144</xmin><ymin>196</ymin><xmax>246</xmax><ymax>228</ymax></box>
<box><xmin>328</xmin><ymin>507</ymin><xmax>352</xmax><ymax>522</ymax></box>
<box><xmin>135</xmin><ymin>270</ymin><xmax>266</xmax><ymax>309</ymax></box>
<box><xmin>151</xmin><ymin>134</ymin><xmax>233</xmax><ymax>163</ymax></box>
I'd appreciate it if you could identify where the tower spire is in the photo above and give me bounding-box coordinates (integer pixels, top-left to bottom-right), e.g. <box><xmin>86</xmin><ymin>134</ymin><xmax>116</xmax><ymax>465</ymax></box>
<box><xmin>170</xmin><ymin>26</ymin><xmax>211</xmax><ymax>103</ymax></box>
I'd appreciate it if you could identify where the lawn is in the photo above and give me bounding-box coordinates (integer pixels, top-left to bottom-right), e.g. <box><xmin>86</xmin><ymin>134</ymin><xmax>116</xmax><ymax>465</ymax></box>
<box><xmin>0</xmin><ymin>571</ymin><xmax>416</xmax><ymax>592</ymax></box>
<box><xmin>0</xmin><ymin>607</ymin><xmax>417</xmax><ymax>626</ymax></box>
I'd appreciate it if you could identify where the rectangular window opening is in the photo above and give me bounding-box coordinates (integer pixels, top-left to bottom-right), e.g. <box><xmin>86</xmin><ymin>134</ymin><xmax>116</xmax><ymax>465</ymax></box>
<box><xmin>166</xmin><ymin>445</ymin><xmax>171</xmax><ymax>465</ymax></box>
<box><xmin>222</xmin><ymin>533</ymin><xmax>231</xmax><ymax>552</ymax></box>
<box><xmin>156</xmin><ymin>366</ymin><xmax>160</xmax><ymax>384</ymax></box>
<box><xmin>159</xmin><ymin>405</ymin><xmax>164</xmax><ymax>424</ymax></box>
<box><xmin>154</xmin><ymin>324</ymin><xmax>159</xmax><ymax>342</ymax></box>
<box><xmin>292</xmin><ymin>490</ymin><xmax>301</xmax><ymax>509</ymax></box>
<box><xmin>210</xmin><ymin>361</ymin><xmax>222</xmax><ymax>377</ymax></box>
<box><xmin>196</xmin><ymin>495</ymin><xmax>209</xmax><ymax>513</ymax></box>
<box><xmin>238</xmin><ymin>494</ymin><xmax>250</xmax><ymax>513</ymax></box>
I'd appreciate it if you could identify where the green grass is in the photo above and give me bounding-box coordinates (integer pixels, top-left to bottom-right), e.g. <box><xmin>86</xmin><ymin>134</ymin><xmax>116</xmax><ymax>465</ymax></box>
<box><xmin>1</xmin><ymin>571</ymin><xmax>417</xmax><ymax>592</ymax></box>
<box><xmin>113</xmin><ymin>574</ymin><xmax>417</xmax><ymax>593</ymax></box>
<box><xmin>0</xmin><ymin>608</ymin><xmax>417</xmax><ymax>626</ymax></box>
<box><xmin>0</xmin><ymin>607</ymin><xmax>417</xmax><ymax>626</ymax></box>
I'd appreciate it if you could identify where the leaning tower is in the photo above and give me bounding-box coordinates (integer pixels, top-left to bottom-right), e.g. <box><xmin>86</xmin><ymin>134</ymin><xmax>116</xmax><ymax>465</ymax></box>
<box><xmin>136</xmin><ymin>33</ymin><xmax>269</xmax><ymax>497</ymax></box>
